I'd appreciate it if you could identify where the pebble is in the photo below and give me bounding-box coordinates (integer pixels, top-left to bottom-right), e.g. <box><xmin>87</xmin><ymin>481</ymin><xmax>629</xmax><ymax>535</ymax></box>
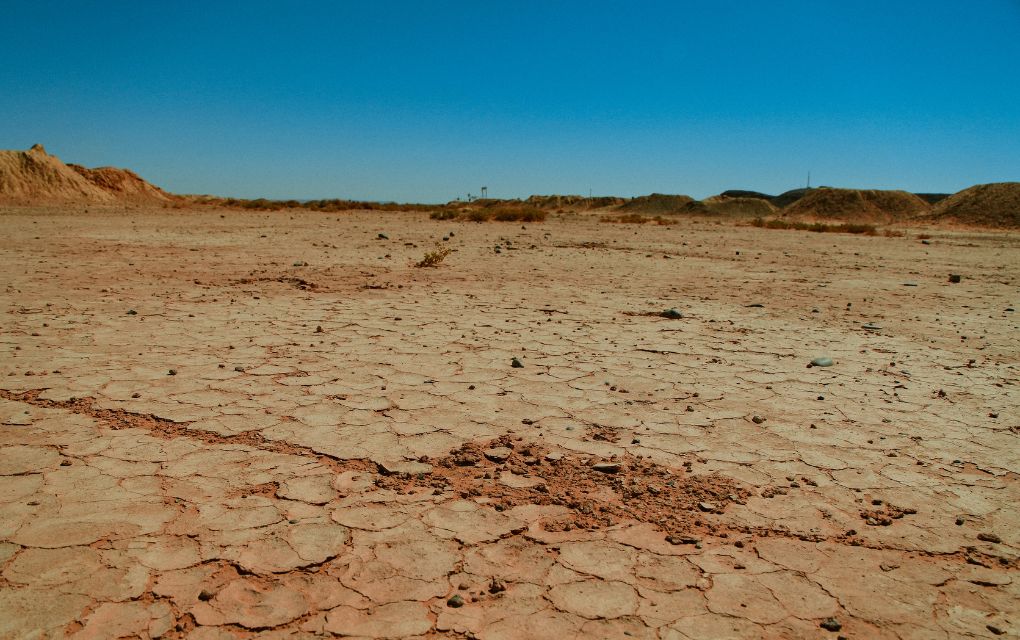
<box><xmin>592</xmin><ymin>462</ymin><xmax>622</xmax><ymax>474</ymax></box>
<box><xmin>820</xmin><ymin>617</ymin><xmax>842</xmax><ymax>632</ymax></box>
<box><xmin>659</xmin><ymin>308</ymin><xmax>683</xmax><ymax>319</ymax></box>
<box><xmin>745</xmin><ymin>303</ymin><xmax>764</xmax><ymax>308</ymax></box>
<box><xmin>903</xmin><ymin>282</ymin><xmax>918</xmax><ymax>287</ymax></box>
<box><xmin>126</xmin><ymin>309</ymin><xmax>137</xmax><ymax>315</ymax></box>
<box><xmin>446</xmin><ymin>594</ymin><xmax>465</xmax><ymax>608</ymax></box>
<box><xmin>511</xmin><ymin>357</ymin><xmax>524</xmax><ymax>368</ymax></box>
<box><xmin>545</xmin><ymin>452</ymin><xmax>563</xmax><ymax>462</ymax></box>
<box><xmin>751</xmin><ymin>415</ymin><xmax>765</xmax><ymax>424</ymax></box>
<box><xmin>698</xmin><ymin>501</ymin><xmax>716</xmax><ymax>512</ymax></box>
<box><xmin>377</xmin><ymin>233</ymin><xmax>388</xmax><ymax>239</ymax></box>
<box><xmin>977</xmin><ymin>532</ymin><xmax>1002</xmax><ymax>544</ymax></box>
<box><xmin>948</xmin><ymin>274</ymin><xmax>962</xmax><ymax>283</ymax></box>
<box><xmin>862</xmin><ymin>322</ymin><xmax>882</xmax><ymax>330</ymax></box>
<box><xmin>810</xmin><ymin>357</ymin><xmax>834</xmax><ymax>367</ymax></box>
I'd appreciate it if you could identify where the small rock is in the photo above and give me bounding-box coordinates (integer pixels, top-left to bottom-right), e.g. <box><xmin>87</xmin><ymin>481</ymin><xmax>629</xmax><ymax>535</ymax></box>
<box><xmin>745</xmin><ymin>303</ymin><xmax>764</xmax><ymax>308</ymax></box>
<box><xmin>483</xmin><ymin>447</ymin><xmax>512</xmax><ymax>463</ymax></box>
<box><xmin>987</xmin><ymin>624</ymin><xmax>1005</xmax><ymax>636</ymax></box>
<box><xmin>948</xmin><ymin>274</ymin><xmax>962</xmax><ymax>283</ymax></box>
<box><xmin>377</xmin><ymin>233</ymin><xmax>388</xmax><ymax>240</ymax></box>
<box><xmin>698</xmin><ymin>502</ymin><xmax>716</xmax><ymax>512</ymax></box>
<box><xmin>659</xmin><ymin>308</ymin><xmax>683</xmax><ymax>319</ymax></box>
<box><xmin>977</xmin><ymin>532</ymin><xmax>1002</xmax><ymax>544</ymax></box>
<box><xmin>751</xmin><ymin>415</ymin><xmax>765</xmax><ymax>424</ymax></box>
<box><xmin>902</xmin><ymin>282</ymin><xmax>918</xmax><ymax>287</ymax></box>
<box><xmin>862</xmin><ymin>322</ymin><xmax>882</xmax><ymax>331</ymax></box>
<box><xmin>921</xmin><ymin>239</ymin><xmax>931</xmax><ymax>245</ymax></box>
<box><xmin>820</xmin><ymin>617</ymin><xmax>842</xmax><ymax>632</ymax></box>
<box><xmin>592</xmin><ymin>462</ymin><xmax>622</xmax><ymax>474</ymax></box>
<box><xmin>447</xmin><ymin>594</ymin><xmax>465</xmax><ymax>608</ymax></box>
<box><xmin>126</xmin><ymin>309</ymin><xmax>137</xmax><ymax>315</ymax></box>
<box><xmin>810</xmin><ymin>357</ymin><xmax>834</xmax><ymax>367</ymax></box>
<box><xmin>488</xmin><ymin>578</ymin><xmax>506</xmax><ymax>594</ymax></box>
<box><xmin>168</xmin><ymin>369</ymin><xmax>177</xmax><ymax>376</ymax></box>
<box><xmin>511</xmin><ymin>357</ymin><xmax>524</xmax><ymax>368</ymax></box>
<box><xmin>545</xmin><ymin>452</ymin><xmax>563</xmax><ymax>462</ymax></box>
<box><xmin>234</xmin><ymin>366</ymin><xmax>244</xmax><ymax>372</ymax></box>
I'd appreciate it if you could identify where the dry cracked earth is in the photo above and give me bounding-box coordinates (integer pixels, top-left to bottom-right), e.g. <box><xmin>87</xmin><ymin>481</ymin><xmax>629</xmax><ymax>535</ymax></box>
<box><xmin>0</xmin><ymin>207</ymin><xmax>1018</xmax><ymax>639</ymax></box>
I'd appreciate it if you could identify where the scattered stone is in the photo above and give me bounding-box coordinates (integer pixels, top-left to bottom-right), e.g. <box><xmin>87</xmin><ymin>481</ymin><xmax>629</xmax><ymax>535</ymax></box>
<box><xmin>948</xmin><ymin>274</ymin><xmax>962</xmax><ymax>283</ymax></box>
<box><xmin>698</xmin><ymin>501</ymin><xmax>716</xmax><ymax>512</ymax></box>
<box><xmin>377</xmin><ymin>233</ymin><xmax>388</xmax><ymax>240</ymax></box>
<box><xmin>903</xmin><ymin>282</ymin><xmax>918</xmax><ymax>287</ymax></box>
<box><xmin>862</xmin><ymin>322</ymin><xmax>882</xmax><ymax>330</ymax></box>
<box><xmin>810</xmin><ymin>357</ymin><xmax>834</xmax><ymax>367</ymax></box>
<box><xmin>977</xmin><ymin>532</ymin><xmax>1002</xmax><ymax>544</ymax></box>
<box><xmin>592</xmin><ymin>462</ymin><xmax>622</xmax><ymax>474</ymax></box>
<box><xmin>751</xmin><ymin>415</ymin><xmax>765</xmax><ymax>424</ymax></box>
<box><xmin>292</xmin><ymin>261</ymin><xmax>306</xmax><ymax>267</ymax></box>
<box><xmin>488</xmin><ymin>578</ymin><xmax>506</xmax><ymax>594</ymax></box>
<box><xmin>820</xmin><ymin>617</ymin><xmax>842</xmax><ymax>632</ymax></box>
<box><xmin>446</xmin><ymin>594</ymin><xmax>465</xmax><ymax>608</ymax></box>
<box><xmin>987</xmin><ymin>624</ymin><xmax>1006</xmax><ymax>636</ymax></box>
<box><xmin>126</xmin><ymin>309</ymin><xmax>137</xmax><ymax>315</ymax></box>
<box><xmin>483</xmin><ymin>447</ymin><xmax>512</xmax><ymax>463</ymax></box>
<box><xmin>545</xmin><ymin>452</ymin><xmax>563</xmax><ymax>462</ymax></box>
<box><xmin>659</xmin><ymin>308</ymin><xmax>683</xmax><ymax>319</ymax></box>
<box><xmin>511</xmin><ymin>357</ymin><xmax>524</xmax><ymax>368</ymax></box>
<box><xmin>167</xmin><ymin>369</ymin><xmax>177</xmax><ymax>376</ymax></box>
<box><xmin>745</xmin><ymin>303</ymin><xmax>764</xmax><ymax>308</ymax></box>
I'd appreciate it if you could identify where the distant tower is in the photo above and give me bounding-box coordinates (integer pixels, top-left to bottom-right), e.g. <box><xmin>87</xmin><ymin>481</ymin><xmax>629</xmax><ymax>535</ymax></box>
<box><xmin>807</xmin><ymin>172</ymin><xmax>811</xmax><ymax>189</ymax></box>
<box><xmin>481</xmin><ymin>186</ymin><xmax>488</xmax><ymax>199</ymax></box>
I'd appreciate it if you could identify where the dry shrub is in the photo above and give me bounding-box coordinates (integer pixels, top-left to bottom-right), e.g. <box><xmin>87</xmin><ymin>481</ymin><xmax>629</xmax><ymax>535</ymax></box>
<box><xmin>415</xmin><ymin>245</ymin><xmax>453</xmax><ymax>268</ymax></box>
<box><xmin>750</xmin><ymin>218</ymin><xmax>879</xmax><ymax>235</ymax></box>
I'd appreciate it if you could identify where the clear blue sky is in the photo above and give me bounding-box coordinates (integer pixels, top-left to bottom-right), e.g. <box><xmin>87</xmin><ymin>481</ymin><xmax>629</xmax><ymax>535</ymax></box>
<box><xmin>2</xmin><ymin>1</ymin><xmax>1018</xmax><ymax>202</ymax></box>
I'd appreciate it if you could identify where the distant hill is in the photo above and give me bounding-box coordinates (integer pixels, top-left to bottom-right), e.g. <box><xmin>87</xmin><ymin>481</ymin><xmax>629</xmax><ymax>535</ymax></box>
<box><xmin>617</xmin><ymin>193</ymin><xmax>697</xmax><ymax>214</ymax></box>
<box><xmin>923</xmin><ymin>183</ymin><xmax>1020</xmax><ymax>228</ymax></box>
<box><xmin>0</xmin><ymin>144</ymin><xmax>172</xmax><ymax>204</ymax></box>
<box><xmin>781</xmin><ymin>187</ymin><xmax>929</xmax><ymax>222</ymax></box>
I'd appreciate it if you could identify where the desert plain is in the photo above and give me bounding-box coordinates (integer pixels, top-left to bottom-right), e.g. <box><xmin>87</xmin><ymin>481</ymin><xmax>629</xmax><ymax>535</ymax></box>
<box><xmin>0</xmin><ymin>206</ymin><xmax>1018</xmax><ymax>639</ymax></box>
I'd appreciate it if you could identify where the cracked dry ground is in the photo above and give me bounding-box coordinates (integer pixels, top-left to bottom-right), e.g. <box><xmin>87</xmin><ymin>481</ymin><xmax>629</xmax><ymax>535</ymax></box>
<box><xmin>0</xmin><ymin>208</ymin><xmax>1017</xmax><ymax>640</ymax></box>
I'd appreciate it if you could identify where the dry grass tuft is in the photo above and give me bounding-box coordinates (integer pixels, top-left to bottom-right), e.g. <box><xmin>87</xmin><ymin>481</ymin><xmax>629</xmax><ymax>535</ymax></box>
<box><xmin>415</xmin><ymin>245</ymin><xmax>453</xmax><ymax>268</ymax></box>
<box><xmin>750</xmin><ymin>218</ymin><xmax>879</xmax><ymax>235</ymax></box>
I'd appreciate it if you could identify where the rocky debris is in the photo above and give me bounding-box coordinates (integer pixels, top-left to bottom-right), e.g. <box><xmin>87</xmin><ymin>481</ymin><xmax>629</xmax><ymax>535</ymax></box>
<box><xmin>751</xmin><ymin>415</ymin><xmax>766</xmax><ymax>424</ymax></box>
<box><xmin>809</xmin><ymin>357</ymin><xmax>834</xmax><ymax>367</ymax></box>
<box><xmin>862</xmin><ymin>322</ymin><xmax>882</xmax><ymax>330</ymax></box>
<box><xmin>977</xmin><ymin>532</ymin><xmax>1002</xmax><ymax>544</ymax></box>
<box><xmin>389</xmin><ymin>437</ymin><xmax>749</xmax><ymax>541</ymax></box>
<box><xmin>511</xmin><ymin>357</ymin><xmax>524</xmax><ymax>368</ymax></box>
<box><xmin>949</xmin><ymin>274</ymin><xmax>962</xmax><ymax>283</ymax></box>
<box><xmin>659</xmin><ymin>308</ymin><xmax>684</xmax><ymax>319</ymax></box>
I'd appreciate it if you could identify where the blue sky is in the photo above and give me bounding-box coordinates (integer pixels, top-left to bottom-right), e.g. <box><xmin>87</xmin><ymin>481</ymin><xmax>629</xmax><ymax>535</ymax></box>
<box><xmin>2</xmin><ymin>1</ymin><xmax>1018</xmax><ymax>202</ymax></box>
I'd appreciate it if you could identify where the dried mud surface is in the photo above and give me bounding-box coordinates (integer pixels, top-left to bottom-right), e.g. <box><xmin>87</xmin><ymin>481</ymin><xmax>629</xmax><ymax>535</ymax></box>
<box><xmin>1</xmin><ymin>207</ymin><xmax>1018</xmax><ymax>639</ymax></box>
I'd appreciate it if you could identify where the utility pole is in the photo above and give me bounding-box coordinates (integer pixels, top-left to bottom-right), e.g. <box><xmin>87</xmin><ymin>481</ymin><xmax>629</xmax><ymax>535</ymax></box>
<box><xmin>807</xmin><ymin>172</ymin><xmax>811</xmax><ymax>189</ymax></box>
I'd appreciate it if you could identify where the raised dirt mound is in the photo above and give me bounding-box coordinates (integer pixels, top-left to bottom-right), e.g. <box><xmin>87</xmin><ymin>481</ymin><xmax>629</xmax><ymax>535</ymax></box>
<box><xmin>701</xmin><ymin>195</ymin><xmax>778</xmax><ymax>217</ymax></box>
<box><xmin>925</xmin><ymin>182</ymin><xmax>1020</xmax><ymax>228</ymax></box>
<box><xmin>617</xmin><ymin>193</ymin><xmax>697</xmax><ymax>214</ymax></box>
<box><xmin>0</xmin><ymin>144</ymin><xmax>171</xmax><ymax>204</ymax></box>
<box><xmin>782</xmin><ymin>187</ymin><xmax>929</xmax><ymax>223</ymax></box>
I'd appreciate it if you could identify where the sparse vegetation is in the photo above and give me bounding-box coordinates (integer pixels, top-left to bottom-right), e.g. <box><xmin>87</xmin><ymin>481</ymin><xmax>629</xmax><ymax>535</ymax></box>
<box><xmin>602</xmin><ymin>214</ymin><xmax>674</xmax><ymax>225</ymax></box>
<box><xmin>415</xmin><ymin>245</ymin><xmax>453</xmax><ymax>268</ymax></box>
<box><xmin>429</xmin><ymin>206</ymin><xmax>547</xmax><ymax>223</ymax></box>
<box><xmin>750</xmin><ymin>218</ymin><xmax>879</xmax><ymax>235</ymax></box>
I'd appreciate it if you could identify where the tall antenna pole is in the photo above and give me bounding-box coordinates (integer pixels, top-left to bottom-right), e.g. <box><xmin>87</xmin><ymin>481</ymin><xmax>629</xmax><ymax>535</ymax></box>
<box><xmin>807</xmin><ymin>171</ymin><xmax>811</xmax><ymax>189</ymax></box>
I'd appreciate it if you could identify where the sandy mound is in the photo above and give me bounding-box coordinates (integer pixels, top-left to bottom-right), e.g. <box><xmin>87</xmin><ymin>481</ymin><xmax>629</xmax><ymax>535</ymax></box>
<box><xmin>0</xmin><ymin>144</ymin><xmax>171</xmax><ymax>205</ymax></box>
<box><xmin>701</xmin><ymin>195</ymin><xmax>777</xmax><ymax>217</ymax></box>
<box><xmin>782</xmin><ymin>187</ymin><xmax>929</xmax><ymax>222</ymax></box>
<box><xmin>617</xmin><ymin>193</ymin><xmax>697</xmax><ymax>214</ymax></box>
<box><xmin>924</xmin><ymin>183</ymin><xmax>1020</xmax><ymax>228</ymax></box>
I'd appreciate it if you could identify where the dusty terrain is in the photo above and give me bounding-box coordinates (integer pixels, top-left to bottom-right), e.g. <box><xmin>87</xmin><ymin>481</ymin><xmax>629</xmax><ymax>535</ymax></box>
<box><xmin>1</xmin><ymin>207</ymin><xmax>1018</xmax><ymax>639</ymax></box>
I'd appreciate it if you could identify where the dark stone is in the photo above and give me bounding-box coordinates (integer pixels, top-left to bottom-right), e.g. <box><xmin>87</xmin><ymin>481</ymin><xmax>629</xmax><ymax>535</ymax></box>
<box><xmin>820</xmin><ymin>617</ymin><xmax>842</xmax><ymax>632</ymax></box>
<box><xmin>446</xmin><ymin>594</ymin><xmax>465</xmax><ymax>608</ymax></box>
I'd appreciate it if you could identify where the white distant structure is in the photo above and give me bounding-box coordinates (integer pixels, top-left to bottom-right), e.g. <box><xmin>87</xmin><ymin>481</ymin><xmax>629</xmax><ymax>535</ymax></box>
<box><xmin>481</xmin><ymin>186</ymin><xmax>488</xmax><ymax>198</ymax></box>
